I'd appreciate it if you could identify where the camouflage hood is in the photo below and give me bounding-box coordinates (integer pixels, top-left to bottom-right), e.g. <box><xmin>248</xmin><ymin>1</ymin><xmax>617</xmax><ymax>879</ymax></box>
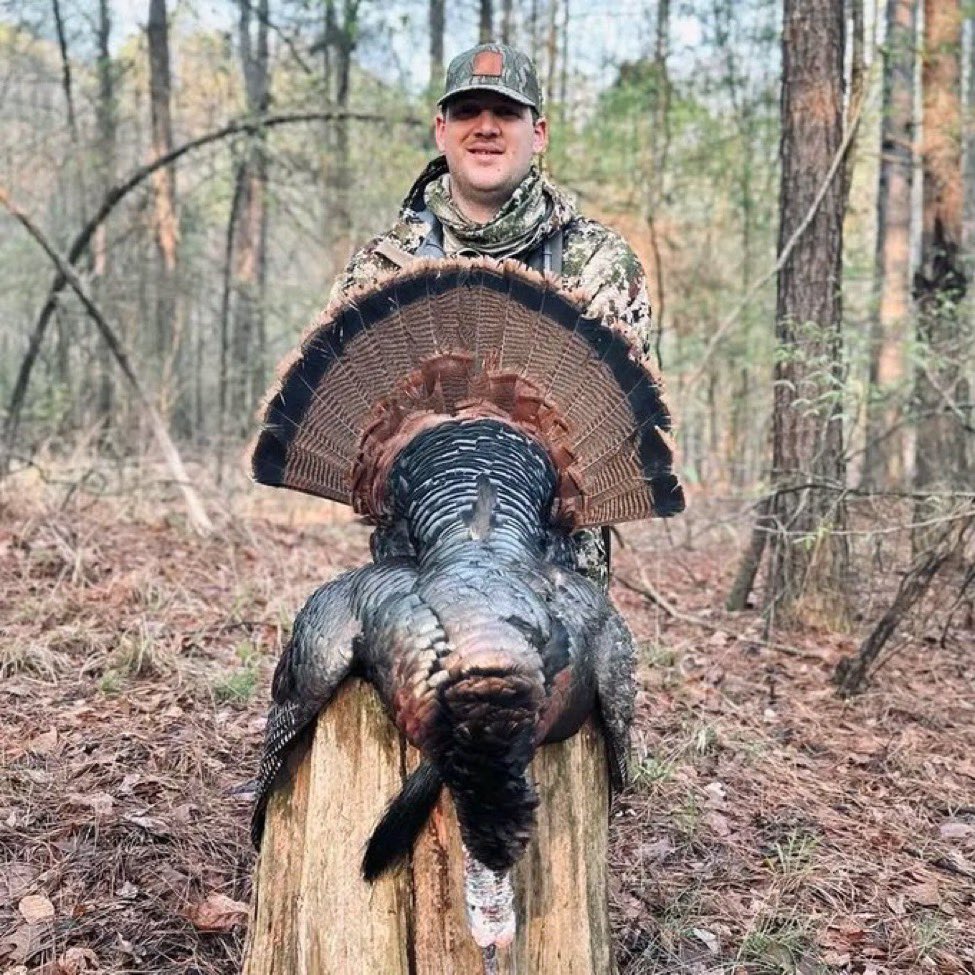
<box><xmin>401</xmin><ymin>156</ymin><xmax>578</xmax><ymax>260</ymax></box>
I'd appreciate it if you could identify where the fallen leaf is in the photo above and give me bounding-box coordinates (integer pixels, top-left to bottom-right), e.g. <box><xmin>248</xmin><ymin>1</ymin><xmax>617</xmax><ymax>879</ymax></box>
<box><xmin>635</xmin><ymin>837</ymin><xmax>674</xmax><ymax>862</ymax></box>
<box><xmin>123</xmin><ymin>814</ymin><xmax>171</xmax><ymax>838</ymax></box>
<box><xmin>28</xmin><ymin>728</ymin><xmax>58</xmax><ymax>755</ymax></box>
<box><xmin>905</xmin><ymin>881</ymin><xmax>940</xmax><ymax>907</ymax></box>
<box><xmin>692</xmin><ymin>927</ymin><xmax>720</xmax><ymax>954</ymax></box>
<box><xmin>119</xmin><ymin>774</ymin><xmax>141</xmax><ymax>794</ymax></box>
<box><xmin>0</xmin><ymin>863</ymin><xmax>38</xmax><ymax>906</ymax></box>
<box><xmin>939</xmin><ymin>821</ymin><xmax>974</xmax><ymax>841</ymax></box>
<box><xmin>886</xmin><ymin>892</ymin><xmax>906</xmax><ymax>916</ymax></box>
<box><xmin>703</xmin><ymin>781</ymin><xmax>727</xmax><ymax>806</ymax></box>
<box><xmin>117</xmin><ymin>881</ymin><xmax>138</xmax><ymax>900</ymax></box>
<box><xmin>172</xmin><ymin>802</ymin><xmax>195</xmax><ymax>825</ymax></box>
<box><xmin>705</xmin><ymin>811</ymin><xmax>731</xmax><ymax>837</ymax></box>
<box><xmin>18</xmin><ymin>894</ymin><xmax>54</xmax><ymax>924</ymax></box>
<box><xmin>56</xmin><ymin>947</ymin><xmax>99</xmax><ymax>973</ymax></box>
<box><xmin>183</xmin><ymin>892</ymin><xmax>249</xmax><ymax>932</ymax></box>
<box><xmin>68</xmin><ymin>792</ymin><xmax>114</xmax><ymax>817</ymax></box>
<box><xmin>0</xmin><ymin>924</ymin><xmax>44</xmax><ymax>965</ymax></box>
<box><xmin>822</xmin><ymin>950</ymin><xmax>851</xmax><ymax>967</ymax></box>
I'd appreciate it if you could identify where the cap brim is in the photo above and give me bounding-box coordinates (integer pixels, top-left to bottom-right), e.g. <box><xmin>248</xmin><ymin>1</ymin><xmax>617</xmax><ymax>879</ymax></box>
<box><xmin>437</xmin><ymin>83</ymin><xmax>539</xmax><ymax>111</ymax></box>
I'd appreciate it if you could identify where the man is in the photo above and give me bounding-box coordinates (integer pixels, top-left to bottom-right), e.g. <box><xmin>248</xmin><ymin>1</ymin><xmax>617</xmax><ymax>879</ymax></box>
<box><xmin>330</xmin><ymin>42</ymin><xmax>658</xmax><ymax>588</ymax></box>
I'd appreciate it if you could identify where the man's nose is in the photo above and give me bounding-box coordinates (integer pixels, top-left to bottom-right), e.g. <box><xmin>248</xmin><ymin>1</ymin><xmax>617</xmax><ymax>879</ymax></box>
<box><xmin>473</xmin><ymin>110</ymin><xmax>502</xmax><ymax>134</ymax></box>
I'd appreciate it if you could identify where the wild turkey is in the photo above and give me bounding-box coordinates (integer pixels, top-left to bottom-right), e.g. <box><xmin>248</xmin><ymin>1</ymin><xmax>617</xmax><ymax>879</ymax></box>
<box><xmin>249</xmin><ymin>257</ymin><xmax>683</xmax><ymax>965</ymax></box>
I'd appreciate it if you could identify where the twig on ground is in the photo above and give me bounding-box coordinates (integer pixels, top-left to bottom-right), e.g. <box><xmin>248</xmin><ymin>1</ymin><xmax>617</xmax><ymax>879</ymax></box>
<box><xmin>615</xmin><ymin>568</ymin><xmax>809</xmax><ymax>657</ymax></box>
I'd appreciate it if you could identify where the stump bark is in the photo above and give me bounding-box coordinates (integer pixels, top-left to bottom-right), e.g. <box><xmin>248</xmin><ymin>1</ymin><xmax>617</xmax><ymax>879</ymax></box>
<box><xmin>243</xmin><ymin>678</ymin><xmax>615</xmax><ymax>975</ymax></box>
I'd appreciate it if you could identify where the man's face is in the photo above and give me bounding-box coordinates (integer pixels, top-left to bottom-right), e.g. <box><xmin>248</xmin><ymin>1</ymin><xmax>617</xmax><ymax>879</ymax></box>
<box><xmin>435</xmin><ymin>92</ymin><xmax>548</xmax><ymax>218</ymax></box>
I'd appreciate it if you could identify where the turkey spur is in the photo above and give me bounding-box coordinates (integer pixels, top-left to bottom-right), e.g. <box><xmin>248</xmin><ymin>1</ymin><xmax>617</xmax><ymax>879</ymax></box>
<box><xmin>248</xmin><ymin>258</ymin><xmax>684</xmax><ymax>953</ymax></box>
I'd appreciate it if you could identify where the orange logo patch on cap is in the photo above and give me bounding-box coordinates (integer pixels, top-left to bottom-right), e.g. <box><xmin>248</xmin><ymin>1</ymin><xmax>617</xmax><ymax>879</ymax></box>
<box><xmin>472</xmin><ymin>50</ymin><xmax>503</xmax><ymax>76</ymax></box>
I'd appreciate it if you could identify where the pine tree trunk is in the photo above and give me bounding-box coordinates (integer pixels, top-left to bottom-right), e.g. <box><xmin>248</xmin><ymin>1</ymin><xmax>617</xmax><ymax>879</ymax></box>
<box><xmin>429</xmin><ymin>0</ymin><xmax>444</xmax><ymax>92</ymax></box>
<box><xmin>92</xmin><ymin>0</ymin><xmax>116</xmax><ymax>425</ymax></box>
<box><xmin>229</xmin><ymin>0</ymin><xmax>269</xmax><ymax>430</ymax></box>
<box><xmin>766</xmin><ymin>0</ymin><xmax>849</xmax><ymax>627</ymax></box>
<box><xmin>327</xmin><ymin>1</ymin><xmax>358</xmax><ymax>274</ymax></box>
<box><xmin>913</xmin><ymin>0</ymin><xmax>969</xmax><ymax>500</ymax></box>
<box><xmin>147</xmin><ymin>0</ymin><xmax>182</xmax><ymax>426</ymax></box>
<box><xmin>243</xmin><ymin>680</ymin><xmax>616</xmax><ymax>975</ymax></box>
<box><xmin>864</xmin><ymin>0</ymin><xmax>917</xmax><ymax>489</ymax></box>
<box><xmin>479</xmin><ymin>0</ymin><xmax>493</xmax><ymax>44</ymax></box>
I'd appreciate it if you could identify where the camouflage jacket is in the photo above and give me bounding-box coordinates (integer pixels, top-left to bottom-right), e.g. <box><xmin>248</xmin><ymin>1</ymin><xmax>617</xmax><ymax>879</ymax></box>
<box><xmin>329</xmin><ymin>156</ymin><xmax>656</xmax><ymax>365</ymax></box>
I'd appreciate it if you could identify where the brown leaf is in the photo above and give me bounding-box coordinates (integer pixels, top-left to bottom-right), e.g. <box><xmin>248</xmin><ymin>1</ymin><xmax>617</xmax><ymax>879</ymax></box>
<box><xmin>705</xmin><ymin>811</ymin><xmax>732</xmax><ymax>837</ymax></box>
<box><xmin>905</xmin><ymin>881</ymin><xmax>940</xmax><ymax>907</ymax></box>
<box><xmin>68</xmin><ymin>792</ymin><xmax>114</xmax><ymax>818</ymax></box>
<box><xmin>183</xmin><ymin>892</ymin><xmax>249</xmax><ymax>932</ymax></box>
<box><xmin>56</xmin><ymin>947</ymin><xmax>99</xmax><ymax>974</ymax></box>
<box><xmin>0</xmin><ymin>924</ymin><xmax>44</xmax><ymax>965</ymax></box>
<box><xmin>28</xmin><ymin>728</ymin><xmax>58</xmax><ymax>755</ymax></box>
<box><xmin>123</xmin><ymin>814</ymin><xmax>171</xmax><ymax>838</ymax></box>
<box><xmin>635</xmin><ymin>837</ymin><xmax>674</xmax><ymax>862</ymax></box>
<box><xmin>940</xmin><ymin>821</ymin><xmax>975</xmax><ymax>841</ymax></box>
<box><xmin>691</xmin><ymin>928</ymin><xmax>720</xmax><ymax>954</ymax></box>
<box><xmin>18</xmin><ymin>894</ymin><xmax>54</xmax><ymax>924</ymax></box>
<box><xmin>172</xmin><ymin>802</ymin><xmax>195</xmax><ymax>825</ymax></box>
<box><xmin>0</xmin><ymin>863</ymin><xmax>38</xmax><ymax>906</ymax></box>
<box><xmin>886</xmin><ymin>892</ymin><xmax>906</xmax><ymax>916</ymax></box>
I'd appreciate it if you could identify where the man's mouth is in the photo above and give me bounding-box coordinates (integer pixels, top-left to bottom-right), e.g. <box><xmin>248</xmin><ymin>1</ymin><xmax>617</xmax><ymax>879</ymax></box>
<box><xmin>468</xmin><ymin>146</ymin><xmax>503</xmax><ymax>156</ymax></box>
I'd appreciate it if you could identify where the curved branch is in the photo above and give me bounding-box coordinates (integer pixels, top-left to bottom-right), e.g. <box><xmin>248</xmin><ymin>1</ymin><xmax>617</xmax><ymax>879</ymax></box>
<box><xmin>1</xmin><ymin>109</ymin><xmax>422</xmax><ymax>465</ymax></box>
<box><xmin>0</xmin><ymin>187</ymin><xmax>213</xmax><ymax>535</ymax></box>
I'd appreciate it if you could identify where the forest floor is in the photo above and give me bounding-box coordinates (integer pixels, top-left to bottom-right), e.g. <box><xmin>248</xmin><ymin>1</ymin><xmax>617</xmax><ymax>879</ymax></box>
<box><xmin>0</xmin><ymin>469</ymin><xmax>973</xmax><ymax>975</ymax></box>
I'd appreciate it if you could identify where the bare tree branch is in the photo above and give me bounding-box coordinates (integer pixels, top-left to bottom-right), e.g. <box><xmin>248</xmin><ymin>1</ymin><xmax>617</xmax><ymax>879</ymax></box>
<box><xmin>1</xmin><ymin>109</ymin><xmax>423</xmax><ymax>467</ymax></box>
<box><xmin>684</xmin><ymin>64</ymin><xmax>873</xmax><ymax>390</ymax></box>
<box><xmin>0</xmin><ymin>186</ymin><xmax>213</xmax><ymax>536</ymax></box>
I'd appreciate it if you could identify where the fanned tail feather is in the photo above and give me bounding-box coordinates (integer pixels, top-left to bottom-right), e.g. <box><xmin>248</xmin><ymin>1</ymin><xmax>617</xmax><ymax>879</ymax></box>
<box><xmin>250</xmin><ymin>257</ymin><xmax>684</xmax><ymax>527</ymax></box>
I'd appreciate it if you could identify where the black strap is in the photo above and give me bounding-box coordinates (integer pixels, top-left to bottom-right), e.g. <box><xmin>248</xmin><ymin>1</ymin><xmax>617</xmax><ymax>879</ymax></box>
<box><xmin>415</xmin><ymin>208</ymin><xmax>446</xmax><ymax>259</ymax></box>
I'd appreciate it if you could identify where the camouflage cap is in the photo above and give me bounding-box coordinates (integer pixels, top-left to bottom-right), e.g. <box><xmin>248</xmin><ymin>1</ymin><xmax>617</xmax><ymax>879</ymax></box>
<box><xmin>439</xmin><ymin>43</ymin><xmax>544</xmax><ymax>114</ymax></box>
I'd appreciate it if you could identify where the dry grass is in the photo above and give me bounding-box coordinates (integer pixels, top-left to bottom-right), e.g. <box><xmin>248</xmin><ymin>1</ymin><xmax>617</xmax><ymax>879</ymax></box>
<box><xmin>0</xmin><ymin>471</ymin><xmax>973</xmax><ymax>974</ymax></box>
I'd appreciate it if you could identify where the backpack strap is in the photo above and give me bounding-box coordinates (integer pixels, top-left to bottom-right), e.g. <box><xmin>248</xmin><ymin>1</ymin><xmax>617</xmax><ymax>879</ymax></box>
<box><xmin>414</xmin><ymin>208</ymin><xmax>446</xmax><ymax>259</ymax></box>
<box><xmin>524</xmin><ymin>223</ymin><xmax>566</xmax><ymax>275</ymax></box>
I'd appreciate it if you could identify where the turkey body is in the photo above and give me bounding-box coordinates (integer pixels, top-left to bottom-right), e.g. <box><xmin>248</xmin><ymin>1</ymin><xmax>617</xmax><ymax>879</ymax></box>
<box><xmin>251</xmin><ymin>417</ymin><xmax>635</xmax><ymax>932</ymax></box>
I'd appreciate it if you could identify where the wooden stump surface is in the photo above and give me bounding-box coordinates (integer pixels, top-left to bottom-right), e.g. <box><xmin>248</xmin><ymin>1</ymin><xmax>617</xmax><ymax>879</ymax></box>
<box><xmin>243</xmin><ymin>679</ymin><xmax>615</xmax><ymax>975</ymax></box>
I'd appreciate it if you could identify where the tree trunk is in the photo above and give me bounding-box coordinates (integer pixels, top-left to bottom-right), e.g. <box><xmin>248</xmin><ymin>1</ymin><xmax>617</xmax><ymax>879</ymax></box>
<box><xmin>964</xmin><ymin>14</ymin><xmax>975</xmax><ymax>251</ymax></box>
<box><xmin>645</xmin><ymin>0</ymin><xmax>671</xmax><ymax>343</ymax></box>
<box><xmin>327</xmin><ymin>0</ymin><xmax>358</xmax><ymax>274</ymax></box>
<box><xmin>93</xmin><ymin>0</ymin><xmax>116</xmax><ymax>423</ymax></box>
<box><xmin>766</xmin><ymin>0</ymin><xmax>849</xmax><ymax>627</ymax></box>
<box><xmin>545</xmin><ymin>0</ymin><xmax>558</xmax><ymax>110</ymax></box>
<box><xmin>479</xmin><ymin>0</ymin><xmax>493</xmax><ymax>44</ymax></box>
<box><xmin>229</xmin><ymin>0</ymin><xmax>270</xmax><ymax>431</ymax></box>
<box><xmin>500</xmin><ymin>0</ymin><xmax>513</xmax><ymax>44</ymax></box>
<box><xmin>243</xmin><ymin>680</ymin><xmax>615</xmax><ymax>975</ymax></box>
<box><xmin>429</xmin><ymin>0</ymin><xmax>444</xmax><ymax>92</ymax></box>
<box><xmin>147</xmin><ymin>0</ymin><xmax>183</xmax><ymax>425</ymax></box>
<box><xmin>913</xmin><ymin>0</ymin><xmax>969</xmax><ymax>500</ymax></box>
<box><xmin>864</xmin><ymin>0</ymin><xmax>917</xmax><ymax>489</ymax></box>
<box><xmin>52</xmin><ymin>0</ymin><xmax>79</xmax><ymax>142</ymax></box>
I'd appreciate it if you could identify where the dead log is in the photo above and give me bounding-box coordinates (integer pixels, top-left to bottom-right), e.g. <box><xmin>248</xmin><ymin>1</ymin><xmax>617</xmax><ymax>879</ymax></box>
<box><xmin>243</xmin><ymin>678</ymin><xmax>615</xmax><ymax>975</ymax></box>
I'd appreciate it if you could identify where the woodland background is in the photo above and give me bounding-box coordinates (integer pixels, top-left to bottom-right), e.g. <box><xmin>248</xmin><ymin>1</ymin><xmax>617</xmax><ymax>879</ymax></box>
<box><xmin>0</xmin><ymin>0</ymin><xmax>974</xmax><ymax>973</ymax></box>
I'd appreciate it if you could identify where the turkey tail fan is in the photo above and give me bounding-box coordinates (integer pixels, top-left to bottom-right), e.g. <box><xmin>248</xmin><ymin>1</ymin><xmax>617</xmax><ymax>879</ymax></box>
<box><xmin>251</xmin><ymin>256</ymin><xmax>685</xmax><ymax>528</ymax></box>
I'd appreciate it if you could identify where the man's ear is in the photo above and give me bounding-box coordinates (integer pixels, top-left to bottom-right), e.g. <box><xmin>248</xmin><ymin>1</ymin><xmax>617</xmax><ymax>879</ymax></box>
<box><xmin>532</xmin><ymin>116</ymin><xmax>549</xmax><ymax>155</ymax></box>
<box><xmin>434</xmin><ymin>113</ymin><xmax>447</xmax><ymax>153</ymax></box>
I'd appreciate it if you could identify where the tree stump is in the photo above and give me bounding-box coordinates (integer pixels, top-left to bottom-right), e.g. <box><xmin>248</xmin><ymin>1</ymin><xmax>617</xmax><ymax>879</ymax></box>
<box><xmin>243</xmin><ymin>678</ymin><xmax>615</xmax><ymax>975</ymax></box>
